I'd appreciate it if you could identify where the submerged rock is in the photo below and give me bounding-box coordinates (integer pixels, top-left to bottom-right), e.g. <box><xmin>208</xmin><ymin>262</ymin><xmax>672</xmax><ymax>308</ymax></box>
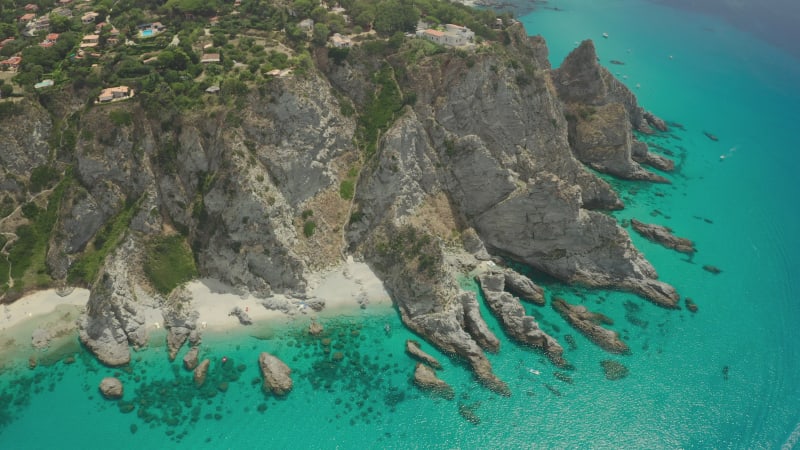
<box><xmin>405</xmin><ymin>340</ymin><xmax>442</xmax><ymax>369</ymax></box>
<box><xmin>601</xmin><ymin>360</ymin><xmax>629</xmax><ymax>380</ymax></box>
<box><xmin>259</xmin><ymin>352</ymin><xmax>293</xmax><ymax>396</ymax></box>
<box><xmin>99</xmin><ymin>377</ymin><xmax>124</xmax><ymax>399</ymax></box>
<box><xmin>552</xmin><ymin>297</ymin><xmax>629</xmax><ymax>354</ymax></box>
<box><xmin>631</xmin><ymin>219</ymin><xmax>696</xmax><ymax>254</ymax></box>
<box><xmin>413</xmin><ymin>363</ymin><xmax>454</xmax><ymax>400</ymax></box>
<box><xmin>685</xmin><ymin>298</ymin><xmax>698</xmax><ymax>313</ymax></box>
<box><xmin>477</xmin><ymin>272</ymin><xmax>566</xmax><ymax>366</ymax></box>
<box><xmin>458</xmin><ymin>402</ymin><xmax>481</xmax><ymax>425</ymax></box>
<box><xmin>703</xmin><ymin>265</ymin><xmax>722</xmax><ymax>275</ymax></box>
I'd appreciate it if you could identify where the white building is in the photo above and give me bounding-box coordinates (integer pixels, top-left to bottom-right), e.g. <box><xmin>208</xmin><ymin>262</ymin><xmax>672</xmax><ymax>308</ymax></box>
<box><xmin>416</xmin><ymin>23</ymin><xmax>475</xmax><ymax>47</ymax></box>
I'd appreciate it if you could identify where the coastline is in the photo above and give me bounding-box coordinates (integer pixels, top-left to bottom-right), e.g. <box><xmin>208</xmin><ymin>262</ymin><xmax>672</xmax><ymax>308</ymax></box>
<box><xmin>0</xmin><ymin>257</ymin><xmax>394</xmax><ymax>366</ymax></box>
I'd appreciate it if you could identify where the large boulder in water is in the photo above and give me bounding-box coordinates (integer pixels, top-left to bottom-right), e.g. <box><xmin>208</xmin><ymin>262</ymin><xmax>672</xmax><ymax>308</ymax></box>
<box><xmin>259</xmin><ymin>352</ymin><xmax>293</xmax><ymax>396</ymax></box>
<box><xmin>183</xmin><ymin>346</ymin><xmax>199</xmax><ymax>371</ymax></box>
<box><xmin>413</xmin><ymin>363</ymin><xmax>454</xmax><ymax>400</ymax></box>
<box><xmin>99</xmin><ymin>377</ymin><xmax>124</xmax><ymax>399</ymax></box>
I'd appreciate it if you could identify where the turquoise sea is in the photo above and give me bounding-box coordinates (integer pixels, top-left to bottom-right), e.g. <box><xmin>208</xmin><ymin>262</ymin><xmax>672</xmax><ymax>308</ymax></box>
<box><xmin>2</xmin><ymin>0</ymin><xmax>800</xmax><ymax>447</ymax></box>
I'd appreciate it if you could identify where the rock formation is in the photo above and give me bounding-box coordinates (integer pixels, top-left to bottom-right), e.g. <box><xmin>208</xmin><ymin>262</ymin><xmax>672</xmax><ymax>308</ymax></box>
<box><xmin>501</xmin><ymin>267</ymin><xmax>545</xmax><ymax>305</ymax></box>
<box><xmin>194</xmin><ymin>359</ymin><xmax>210</xmax><ymax>387</ymax></box>
<box><xmin>183</xmin><ymin>347</ymin><xmax>199</xmax><ymax>371</ymax></box>
<box><xmin>552</xmin><ymin>40</ymin><xmax>674</xmax><ymax>181</ymax></box>
<box><xmin>308</xmin><ymin>320</ymin><xmax>324</xmax><ymax>336</ymax></box>
<box><xmin>259</xmin><ymin>352</ymin><xmax>293</xmax><ymax>396</ymax></box>
<box><xmin>413</xmin><ymin>363</ymin><xmax>454</xmax><ymax>400</ymax></box>
<box><xmin>460</xmin><ymin>292</ymin><xmax>501</xmax><ymax>352</ymax></box>
<box><xmin>99</xmin><ymin>377</ymin><xmax>124</xmax><ymax>399</ymax></box>
<box><xmin>406</xmin><ymin>340</ymin><xmax>443</xmax><ymax>369</ymax></box>
<box><xmin>228</xmin><ymin>306</ymin><xmax>253</xmax><ymax>325</ymax></box>
<box><xmin>552</xmin><ymin>297</ymin><xmax>629</xmax><ymax>354</ymax></box>
<box><xmin>78</xmin><ymin>237</ymin><xmax>151</xmax><ymax>366</ymax></box>
<box><xmin>476</xmin><ymin>272</ymin><xmax>566</xmax><ymax>366</ymax></box>
<box><xmin>163</xmin><ymin>287</ymin><xmax>199</xmax><ymax>361</ymax></box>
<box><xmin>631</xmin><ymin>219</ymin><xmax>696</xmax><ymax>254</ymax></box>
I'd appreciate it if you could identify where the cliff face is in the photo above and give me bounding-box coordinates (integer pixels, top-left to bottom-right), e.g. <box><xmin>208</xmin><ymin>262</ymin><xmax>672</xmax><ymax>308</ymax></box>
<box><xmin>1</xmin><ymin>25</ymin><xmax>677</xmax><ymax>381</ymax></box>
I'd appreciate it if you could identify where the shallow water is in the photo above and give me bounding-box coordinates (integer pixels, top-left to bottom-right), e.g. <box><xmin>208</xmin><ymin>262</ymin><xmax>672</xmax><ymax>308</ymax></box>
<box><xmin>2</xmin><ymin>1</ymin><xmax>800</xmax><ymax>448</ymax></box>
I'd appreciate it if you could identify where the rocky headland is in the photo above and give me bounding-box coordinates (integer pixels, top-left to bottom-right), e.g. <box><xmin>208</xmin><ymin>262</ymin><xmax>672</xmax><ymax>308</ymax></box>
<box><xmin>1</xmin><ymin>21</ymin><xmax>680</xmax><ymax>391</ymax></box>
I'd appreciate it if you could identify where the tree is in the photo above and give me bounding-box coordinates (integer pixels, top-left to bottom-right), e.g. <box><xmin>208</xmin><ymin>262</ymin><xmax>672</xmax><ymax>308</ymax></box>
<box><xmin>312</xmin><ymin>23</ymin><xmax>330</xmax><ymax>46</ymax></box>
<box><xmin>0</xmin><ymin>84</ymin><xmax>12</xmax><ymax>98</ymax></box>
<box><xmin>374</xmin><ymin>0</ymin><xmax>419</xmax><ymax>35</ymax></box>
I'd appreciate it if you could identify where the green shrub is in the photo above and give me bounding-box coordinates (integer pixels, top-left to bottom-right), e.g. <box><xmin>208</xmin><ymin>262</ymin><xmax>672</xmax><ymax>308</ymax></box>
<box><xmin>68</xmin><ymin>195</ymin><xmax>137</xmax><ymax>286</ymax></box>
<box><xmin>303</xmin><ymin>220</ymin><xmax>316</xmax><ymax>238</ymax></box>
<box><xmin>109</xmin><ymin>109</ymin><xmax>133</xmax><ymax>126</ymax></box>
<box><xmin>143</xmin><ymin>234</ymin><xmax>198</xmax><ymax>295</ymax></box>
<box><xmin>29</xmin><ymin>166</ymin><xmax>61</xmax><ymax>193</ymax></box>
<box><xmin>339</xmin><ymin>180</ymin><xmax>355</xmax><ymax>200</ymax></box>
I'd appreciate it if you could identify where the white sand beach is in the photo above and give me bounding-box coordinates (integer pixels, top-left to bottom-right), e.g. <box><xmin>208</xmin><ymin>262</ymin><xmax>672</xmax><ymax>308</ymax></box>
<box><xmin>0</xmin><ymin>288</ymin><xmax>90</xmax><ymax>331</ymax></box>
<box><xmin>189</xmin><ymin>257</ymin><xmax>392</xmax><ymax>330</ymax></box>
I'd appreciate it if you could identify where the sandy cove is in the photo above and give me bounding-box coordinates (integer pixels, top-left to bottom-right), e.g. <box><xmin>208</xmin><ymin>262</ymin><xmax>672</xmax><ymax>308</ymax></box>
<box><xmin>0</xmin><ymin>258</ymin><xmax>393</xmax><ymax>364</ymax></box>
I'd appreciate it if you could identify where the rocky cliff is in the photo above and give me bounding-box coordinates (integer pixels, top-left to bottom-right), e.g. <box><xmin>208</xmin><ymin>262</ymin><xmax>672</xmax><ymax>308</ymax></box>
<box><xmin>1</xmin><ymin>24</ymin><xmax>678</xmax><ymax>386</ymax></box>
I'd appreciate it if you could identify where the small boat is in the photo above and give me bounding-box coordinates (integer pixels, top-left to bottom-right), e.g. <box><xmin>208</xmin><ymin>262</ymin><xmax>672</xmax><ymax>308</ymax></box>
<box><xmin>527</xmin><ymin>368</ymin><xmax>541</xmax><ymax>375</ymax></box>
<box><xmin>602</xmin><ymin>32</ymin><xmax>609</xmax><ymax>39</ymax></box>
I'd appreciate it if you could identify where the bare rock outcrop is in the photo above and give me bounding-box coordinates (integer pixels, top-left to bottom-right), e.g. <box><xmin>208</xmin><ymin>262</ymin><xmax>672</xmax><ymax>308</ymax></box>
<box><xmin>163</xmin><ymin>287</ymin><xmax>199</xmax><ymax>361</ymax></box>
<box><xmin>99</xmin><ymin>377</ymin><xmax>124</xmax><ymax>399</ymax></box>
<box><xmin>78</xmin><ymin>236</ymin><xmax>151</xmax><ymax>367</ymax></box>
<box><xmin>259</xmin><ymin>352</ymin><xmax>293</xmax><ymax>396</ymax></box>
<box><xmin>553</xmin><ymin>40</ymin><xmax>673</xmax><ymax>180</ymax></box>
<box><xmin>631</xmin><ymin>219</ymin><xmax>696</xmax><ymax>254</ymax></box>
<box><xmin>552</xmin><ymin>297</ymin><xmax>629</xmax><ymax>354</ymax></box>
<box><xmin>499</xmin><ymin>267</ymin><xmax>545</xmax><ymax>306</ymax></box>
<box><xmin>476</xmin><ymin>272</ymin><xmax>566</xmax><ymax>366</ymax></box>
<box><xmin>406</xmin><ymin>340</ymin><xmax>442</xmax><ymax>369</ymax></box>
<box><xmin>473</xmin><ymin>174</ymin><xmax>679</xmax><ymax>309</ymax></box>
<box><xmin>413</xmin><ymin>363</ymin><xmax>454</xmax><ymax>400</ymax></box>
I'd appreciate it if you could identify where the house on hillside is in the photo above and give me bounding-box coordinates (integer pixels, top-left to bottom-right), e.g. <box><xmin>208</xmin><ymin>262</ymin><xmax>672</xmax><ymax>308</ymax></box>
<box><xmin>82</xmin><ymin>12</ymin><xmax>100</xmax><ymax>24</ymax></box>
<box><xmin>40</xmin><ymin>33</ymin><xmax>60</xmax><ymax>47</ymax></box>
<box><xmin>416</xmin><ymin>22</ymin><xmax>475</xmax><ymax>47</ymax></box>
<box><xmin>137</xmin><ymin>22</ymin><xmax>166</xmax><ymax>38</ymax></box>
<box><xmin>97</xmin><ymin>86</ymin><xmax>133</xmax><ymax>103</ymax></box>
<box><xmin>0</xmin><ymin>56</ymin><xmax>22</xmax><ymax>72</ymax></box>
<box><xmin>80</xmin><ymin>34</ymin><xmax>99</xmax><ymax>48</ymax></box>
<box><xmin>24</xmin><ymin>4</ymin><xmax>39</xmax><ymax>11</ymax></box>
<box><xmin>107</xmin><ymin>28</ymin><xmax>121</xmax><ymax>45</ymax></box>
<box><xmin>201</xmin><ymin>53</ymin><xmax>220</xmax><ymax>63</ymax></box>
<box><xmin>19</xmin><ymin>13</ymin><xmax>36</xmax><ymax>23</ymax></box>
<box><xmin>329</xmin><ymin>33</ymin><xmax>351</xmax><ymax>48</ymax></box>
<box><xmin>299</xmin><ymin>19</ymin><xmax>314</xmax><ymax>33</ymax></box>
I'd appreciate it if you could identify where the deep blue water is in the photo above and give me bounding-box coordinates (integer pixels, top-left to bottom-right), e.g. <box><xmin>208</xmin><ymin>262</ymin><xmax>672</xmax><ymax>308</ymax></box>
<box><xmin>2</xmin><ymin>1</ymin><xmax>799</xmax><ymax>448</ymax></box>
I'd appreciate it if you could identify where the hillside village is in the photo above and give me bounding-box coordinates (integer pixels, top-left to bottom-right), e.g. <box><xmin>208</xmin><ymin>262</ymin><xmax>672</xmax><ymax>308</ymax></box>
<box><xmin>0</xmin><ymin>0</ymin><xmax>513</xmax><ymax>106</ymax></box>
